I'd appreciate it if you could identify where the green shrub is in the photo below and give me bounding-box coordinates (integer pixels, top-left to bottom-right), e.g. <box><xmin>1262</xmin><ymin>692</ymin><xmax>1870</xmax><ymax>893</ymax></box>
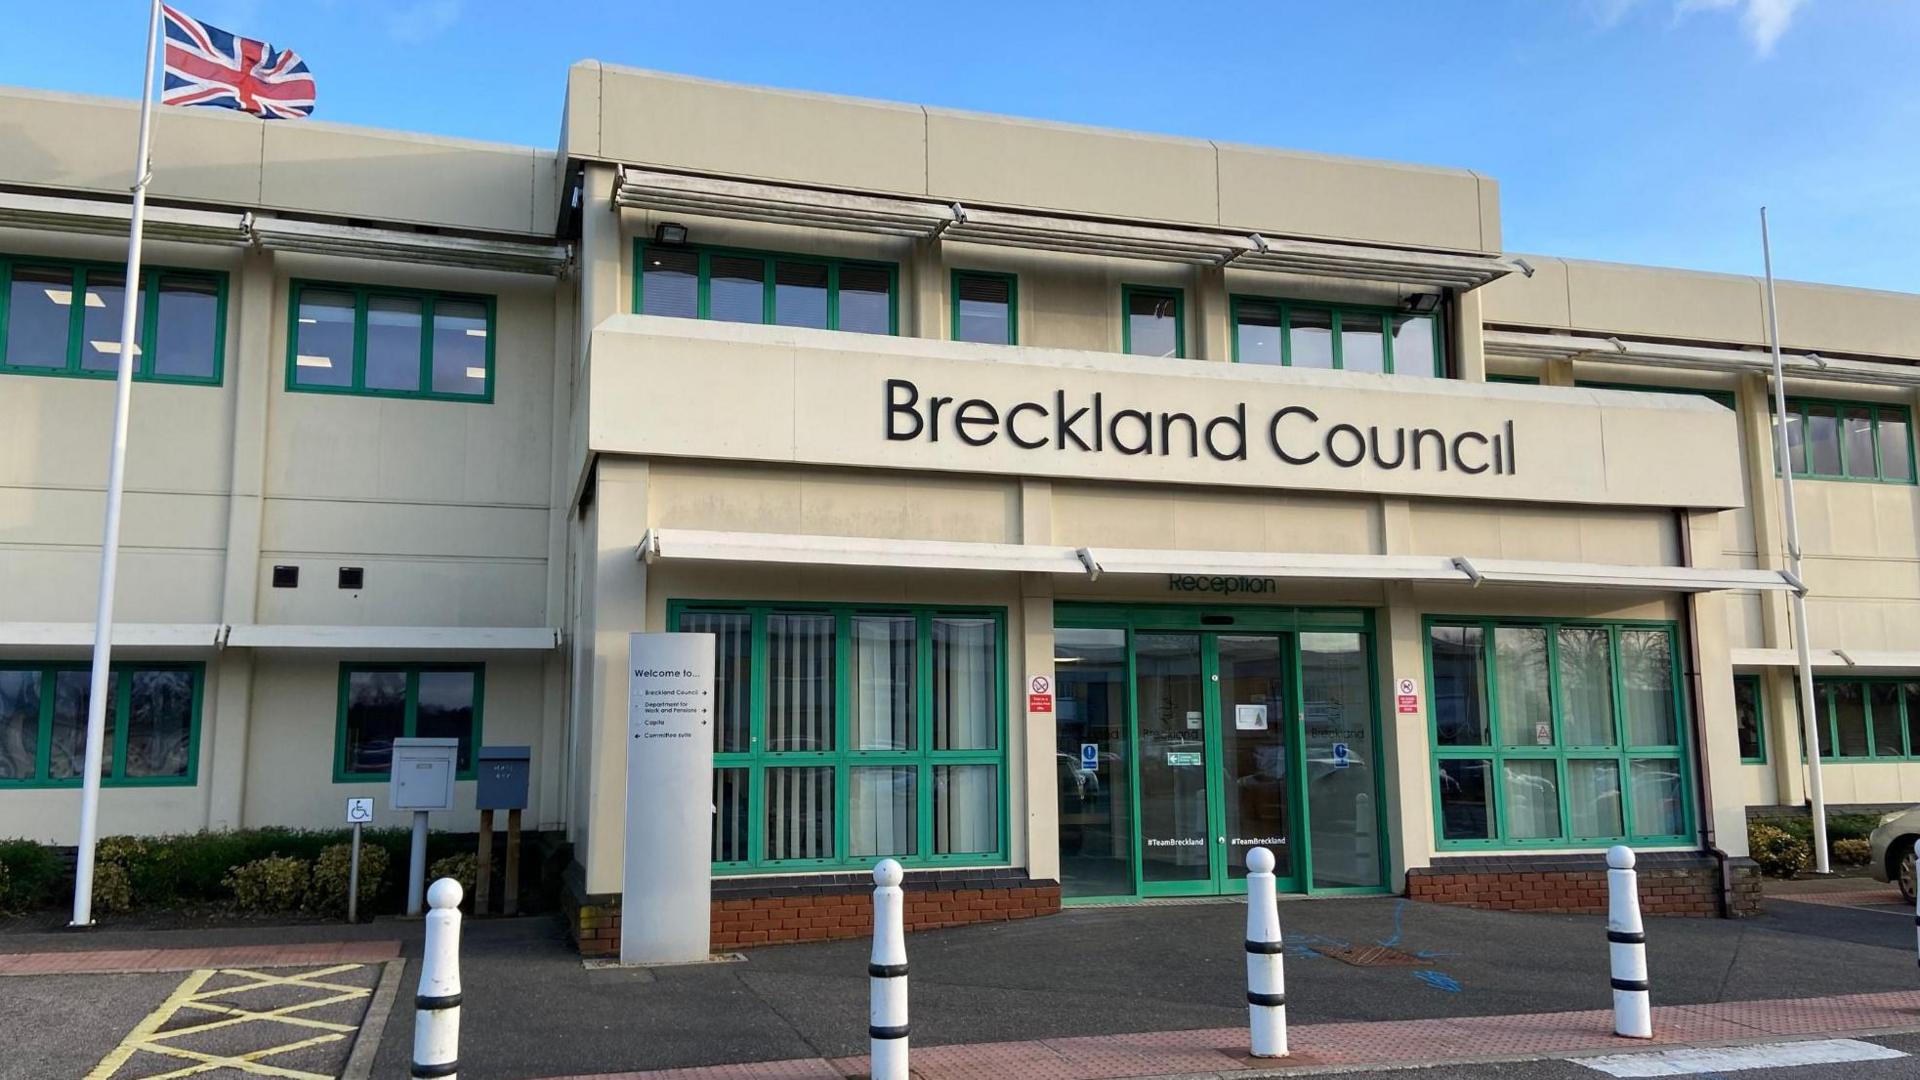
<box><xmin>1750</xmin><ymin>823</ymin><xmax>1811</xmax><ymax>878</ymax></box>
<box><xmin>0</xmin><ymin>839</ymin><xmax>60</xmax><ymax>913</ymax></box>
<box><xmin>224</xmin><ymin>855</ymin><xmax>311</xmax><ymax>914</ymax></box>
<box><xmin>307</xmin><ymin>843</ymin><xmax>388</xmax><ymax>919</ymax></box>
<box><xmin>92</xmin><ymin>861</ymin><xmax>135</xmax><ymax>914</ymax></box>
<box><xmin>428</xmin><ymin>853</ymin><xmax>479</xmax><ymax>905</ymax></box>
<box><xmin>1832</xmin><ymin>837</ymin><xmax>1872</xmax><ymax>866</ymax></box>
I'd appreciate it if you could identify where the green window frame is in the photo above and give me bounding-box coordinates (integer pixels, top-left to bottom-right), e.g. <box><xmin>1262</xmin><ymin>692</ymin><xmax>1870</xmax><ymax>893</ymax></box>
<box><xmin>1121</xmin><ymin>284</ymin><xmax>1185</xmax><ymax>358</ymax></box>
<box><xmin>1230</xmin><ymin>295</ymin><xmax>1444</xmax><ymax>377</ymax></box>
<box><xmin>1771</xmin><ymin>397</ymin><xmax>1915</xmax><ymax>484</ymax></box>
<box><xmin>0</xmin><ymin>255</ymin><xmax>227</xmax><ymax>385</ymax></box>
<box><xmin>673</xmin><ymin>600</ymin><xmax>1010</xmax><ymax>874</ymax></box>
<box><xmin>1734</xmin><ymin>674</ymin><xmax>1766</xmax><ymax>763</ymax></box>
<box><xmin>286</xmin><ymin>280</ymin><xmax>496</xmax><ymax>403</ymax></box>
<box><xmin>1425</xmin><ymin>616</ymin><xmax>1694</xmax><ymax>850</ymax></box>
<box><xmin>950</xmin><ymin>269</ymin><xmax>1018</xmax><ymax>345</ymax></box>
<box><xmin>0</xmin><ymin>661</ymin><xmax>203</xmax><ymax>788</ymax></box>
<box><xmin>632</xmin><ymin>242</ymin><xmax>900</xmax><ymax>335</ymax></box>
<box><xmin>332</xmin><ymin>663</ymin><xmax>486</xmax><ymax>782</ymax></box>
<box><xmin>1801</xmin><ymin>677</ymin><xmax>1920</xmax><ymax>761</ymax></box>
<box><xmin>1576</xmin><ymin>380</ymin><xmax>1736</xmax><ymax>409</ymax></box>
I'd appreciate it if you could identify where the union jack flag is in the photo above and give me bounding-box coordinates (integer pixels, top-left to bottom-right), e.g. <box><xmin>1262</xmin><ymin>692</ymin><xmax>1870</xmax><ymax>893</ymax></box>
<box><xmin>160</xmin><ymin>5</ymin><xmax>315</xmax><ymax>119</ymax></box>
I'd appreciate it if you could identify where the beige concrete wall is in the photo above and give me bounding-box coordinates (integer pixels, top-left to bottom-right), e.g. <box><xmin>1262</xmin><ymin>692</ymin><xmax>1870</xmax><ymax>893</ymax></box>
<box><xmin>0</xmin><ymin>87</ymin><xmax>557</xmax><ymax>235</ymax></box>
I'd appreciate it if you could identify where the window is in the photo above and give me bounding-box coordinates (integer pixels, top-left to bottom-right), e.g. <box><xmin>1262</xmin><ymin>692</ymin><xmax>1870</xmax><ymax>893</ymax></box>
<box><xmin>0</xmin><ymin>256</ymin><xmax>225</xmax><ymax>384</ymax></box>
<box><xmin>0</xmin><ymin>662</ymin><xmax>201</xmax><ymax>787</ymax></box>
<box><xmin>289</xmin><ymin>282</ymin><xmax>493</xmax><ymax>402</ymax></box>
<box><xmin>634</xmin><ymin>243</ymin><xmax>898</xmax><ymax>335</ymax></box>
<box><xmin>1734</xmin><ymin>674</ymin><xmax>1766</xmax><ymax>763</ymax></box>
<box><xmin>1427</xmin><ymin>618</ymin><xmax>1691</xmax><ymax>848</ymax></box>
<box><xmin>1800</xmin><ymin>677</ymin><xmax>1920</xmax><ymax>761</ymax></box>
<box><xmin>1231</xmin><ymin>296</ymin><xmax>1443</xmax><ymax>377</ymax></box>
<box><xmin>1772</xmin><ymin>398</ymin><xmax>1913</xmax><ymax>484</ymax></box>
<box><xmin>951</xmin><ymin>270</ymin><xmax>1016</xmax><ymax>345</ymax></box>
<box><xmin>1487</xmin><ymin>373</ymin><xmax>1540</xmax><ymax>385</ymax></box>
<box><xmin>676</xmin><ymin>602</ymin><xmax>1007</xmax><ymax>872</ymax></box>
<box><xmin>335</xmin><ymin>664</ymin><xmax>483</xmax><ymax>781</ymax></box>
<box><xmin>1575</xmin><ymin>381</ymin><xmax>1735</xmax><ymax>410</ymax></box>
<box><xmin>1122</xmin><ymin>285</ymin><xmax>1183</xmax><ymax>358</ymax></box>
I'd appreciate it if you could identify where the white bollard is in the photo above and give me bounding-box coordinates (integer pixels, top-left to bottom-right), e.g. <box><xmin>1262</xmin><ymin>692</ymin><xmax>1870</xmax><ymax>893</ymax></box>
<box><xmin>1245</xmin><ymin>846</ymin><xmax>1288</xmax><ymax>1058</ymax></box>
<box><xmin>1606</xmin><ymin>845</ymin><xmax>1652</xmax><ymax>1039</ymax></box>
<box><xmin>1913</xmin><ymin>869</ymin><xmax>1918</xmax><ymax>969</ymax></box>
<box><xmin>869</xmin><ymin>859</ymin><xmax>909</xmax><ymax>1080</ymax></box>
<box><xmin>412</xmin><ymin>878</ymin><xmax>463</xmax><ymax>1079</ymax></box>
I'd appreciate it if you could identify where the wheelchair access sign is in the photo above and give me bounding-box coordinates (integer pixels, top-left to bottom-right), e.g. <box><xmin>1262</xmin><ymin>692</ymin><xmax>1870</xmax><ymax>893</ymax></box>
<box><xmin>345</xmin><ymin>797</ymin><xmax>374</xmax><ymax>824</ymax></box>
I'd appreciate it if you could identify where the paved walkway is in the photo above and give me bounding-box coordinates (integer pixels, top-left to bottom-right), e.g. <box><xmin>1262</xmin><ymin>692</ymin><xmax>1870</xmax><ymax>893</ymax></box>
<box><xmin>0</xmin><ymin>940</ymin><xmax>401</xmax><ymax>976</ymax></box>
<box><xmin>539</xmin><ymin>990</ymin><xmax>1920</xmax><ymax>1080</ymax></box>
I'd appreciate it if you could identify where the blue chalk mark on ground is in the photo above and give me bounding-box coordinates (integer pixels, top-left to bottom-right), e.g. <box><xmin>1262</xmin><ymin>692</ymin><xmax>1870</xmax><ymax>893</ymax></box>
<box><xmin>1376</xmin><ymin>899</ymin><xmax>1408</xmax><ymax>948</ymax></box>
<box><xmin>1414</xmin><ymin>970</ymin><xmax>1462</xmax><ymax>992</ymax></box>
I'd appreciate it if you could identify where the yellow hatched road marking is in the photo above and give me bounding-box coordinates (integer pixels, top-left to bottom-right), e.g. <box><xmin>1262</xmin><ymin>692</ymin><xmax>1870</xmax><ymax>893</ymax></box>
<box><xmin>87</xmin><ymin>963</ymin><xmax>372</xmax><ymax>1080</ymax></box>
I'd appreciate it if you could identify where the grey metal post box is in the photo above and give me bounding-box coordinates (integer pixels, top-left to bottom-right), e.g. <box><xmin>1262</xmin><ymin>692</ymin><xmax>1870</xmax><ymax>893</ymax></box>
<box><xmin>390</xmin><ymin>737</ymin><xmax>459</xmax><ymax>812</ymax></box>
<box><xmin>476</xmin><ymin>745</ymin><xmax>531</xmax><ymax>810</ymax></box>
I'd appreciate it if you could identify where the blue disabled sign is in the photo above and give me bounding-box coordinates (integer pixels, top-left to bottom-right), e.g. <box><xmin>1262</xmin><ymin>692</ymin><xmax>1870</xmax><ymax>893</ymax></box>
<box><xmin>1080</xmin><ymin>742</ymin><xmax>1099</xmax><ymax>772</ymax></box>
<box><xmin>1332</xmin><ymin>742</ymin><xmax>1351</xmax><ymax>769</ymax></box>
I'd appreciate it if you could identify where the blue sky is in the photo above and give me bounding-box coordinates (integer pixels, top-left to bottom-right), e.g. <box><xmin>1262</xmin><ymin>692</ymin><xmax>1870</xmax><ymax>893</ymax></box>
<box><xmin>4</xmin><ymin>0</ymin><xmax>1916</xmax><ymax>292</ymax></box>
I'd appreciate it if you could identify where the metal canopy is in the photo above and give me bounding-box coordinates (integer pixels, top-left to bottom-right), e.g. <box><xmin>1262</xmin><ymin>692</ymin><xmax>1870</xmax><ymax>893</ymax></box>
<box><xmin>636</xmin><ymin>528</ymin><xmax>1796</xmax><ymax>594</ymax></box>
<box><xmin>1486</xmin><ymin>328</ymin><xmax>1920</xmax><ymax>389</ymax></box>
<box><xmin>223</xmin><ymin>625</ymin><xmax>562</xmax><ymax>651</ymax></box>
<box><xmin>0</xmin><ymin>190</ymin><xmax>570</xmax><ymax>275</ymax></box>
<box><xmin>612</xmin><ymin>167</ymin><xmax>1517</xmax><ymax>290</ymax></box>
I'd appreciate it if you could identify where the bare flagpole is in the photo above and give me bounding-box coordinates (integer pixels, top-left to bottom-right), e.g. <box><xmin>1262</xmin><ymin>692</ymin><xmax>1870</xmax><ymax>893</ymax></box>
<box><xmin>72</xmin><ymin>0</ymin><xmax>165</xmax><ymax>926</ymax></box>
<box><xmin>1760</xmin><ymin>206</ymin><xmax>1830</xmax><ymax>876</ymax></box>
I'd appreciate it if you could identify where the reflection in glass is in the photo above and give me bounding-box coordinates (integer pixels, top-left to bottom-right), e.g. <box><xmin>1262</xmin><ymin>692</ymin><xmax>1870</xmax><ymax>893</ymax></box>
<box><xmin>1630</xmin><ymin>758</ymin><xmax>1684</xmax><ymax>836</ymax></box>
<box><xmin>0</xmin><ymin>670</ymin><xmax>41</xmax><ymax>780</ymax></box>
<box><xmin>1503</xmin><ymin>759</ymin><xmax>1561</xmax><ymax>840</ymax></box>
<box><xmin>50</xmin><ymin>671</ymin><xmax>115</xmax><ymax>779</ymax></box>
<box><xmin>936</xmin><ymin>764</ymin><xmax>998</xmax><ymax>854</ymax></box>
<box><xmin>1620</xmin><ymin>630</ymin><xmax>1677</xmax><ymax>746</ymax></box>
<box><xmin>1807</xmin><ymin>405</ymin><xmax>1840</xmax><ymax>474</ymax></box>
<box><xmin>81</xmin><ymin>270</ymin><xmax>142</xmax><ymax>373</ymax></box>
<box><xmin>1438</xmin><ymin>759</ymin><xmax>1493</xmax><ymax>840</ymax></box>
<box><xmin>125</xmin><ymin>669</ymin><xmax>193</xmax><ymax>778</ymax></box>
<box><xmin>774</xmin><ymin>261</ymin><xmax>830</xmax><ymax>329</ymax></box>
<box><xmin>1872</xmin><ymin>682</ymin><xmax>1903</xmax><ymax>757</ymax></box>
<box><xmin>1055</xmin><ymin>628</ymin><xmax>1133</xmax><ymax>898</ymax></box>
<box><xmin>1430</xmin><ymin>626</ymin><xmax>1488</xmax><ymax>745</ymax></box>
<box><xmin>1339</xmin><ymin>312</ymin><xmax>1384</xmax><ymax>373</ymax></box>
<box><xmin>713</xmin><ymin>767</ymin><xmax>749</xmax><ymax>862</ymax></box>
<box><xmin>708</xmin><ymin>256</ymin><xmax>765</xmax><ymax>323</ymax></box>
<box><xmin>1844</xmin><ymin>407</ymin><xmax>1876</xmax><ymax>478</ymax></box>
<box><xmin>1126</xmin><ymin>290</ymin><xmax>1181</xmax><ymax>358</ymax></box>
<box><xmin>767</xmin><ymin>613</ymin><xmax>834</xmax><ymax>751</ymax></box>
<box><xmin>1302</xmin><ymin>632</ymin><xmax>1379</xmax><ymax>888</ymax></box>
<box><xmin>1779</xmin><ymin>411</ymin><xmax>1806</xmax><ymax>474</ymax></box>
<box><xmin>934</xmin><ymin>617</ymin><xmax>995</xmax><ymax>750</ymax></box>
<box><xmin>1495</xmin><ymin>627</ymin><xmax>1550</xmax><ymax>746</ymax></box>
<box><xmin>293</xmin><ymin>289</ymin><xmax>355</xmax><ymax>387</ymax></box>
<box><xmin>1558</xmin><ymin>627</ymin><xmax>1616</xmax><ymax>745</ymax></box>
<box><xmin>344</xmin><ymin>671</ymin><xmax>405</xmax><ymax>774</ymax></box>
<box><xmin>837</xmin><ymin>265</ymin><xmax>893</xmax><ymax>334</ymax></box>
<box><xmin>1734</xmin><ymin>676</ymin><xmax>1764</xmax><ymax>760</ymax></box>
<box><xmin>1135</xmin><ymin>633</ymin><xmax>1208</xmax><ymax>883</ymax></box>
<box><xmin>364</xmin><ymin>295</ymin><xmax>424</xmax><ymax>391</ymax></box>
<box><xmin>1566</xmin><ymin>759</ymin><xmax>1624</xmax><ymax>838</ymax></box>
<box><xmin>955</xmin><ymin>273</ymin><xmax>1012</xmax><ymax>344</ymax></box>
<box><xmin>765</xmin><ymin>766</ymin><xmax>834</xmax><ymax>861</ymax></box>
<box><xmin>8</xmin><ymin>266</ymin><xmax>74</xmax><ymax>369</ymax></box>
<box><xmin>1235</xmin><ymin>300</ymin><xmax>1282</xmax><ymax>365</ymax></box>
<box><xmin>1218</xmin><ymin>635</ymin><xmax>1290</xmax><ymax>881</ymax></box>
<box><xmin>641</xmin><ymin>247</ymin><xmax>699</xmax><ymax>317</ymax></box>
<box><xmin>431</xmin><ymin>299</ymin><xmax>489</xmax><ymax>396</ymax></box>
<box><xmin>852</xmin><ymin>615</ymin><xmax>915</xmax><ymax>750</ymax></box>
<box><xmin>415</xmin><ymin>670</ymin><xmax>476</xmax><ymax>770</ymax></box>
<box><xmin>849</xmin><ymin>766</ymin><xmax>917</xmax><ymax>858</ymax></box>
<box><xmin>153</xmin><ymin>276</ymin><xmax>219</xmax><ymax>380</ymax></box>
<box><xmin>1288</xmin><ymin>307</ymin><xmax>1334</xmax><ymax>368</ymax></box>
<box><xmin>1883</xmin><ymin>414</ymin><xmax>1913</xmax><ymax>481</ymax></box>
<box><xmin>682</xmin><ymin>612</ymin><xmax>752</xmax><ymax>753</ymax></box>
<box><xmin>1391</xmin><ymin>314</ymin><xmax>1437</xmax><ymax>377</ymax></box>
<box><xmin>1834</xmin><ymin>682</ymin><xmax>1867</xmax><ymax>757</ymax></box>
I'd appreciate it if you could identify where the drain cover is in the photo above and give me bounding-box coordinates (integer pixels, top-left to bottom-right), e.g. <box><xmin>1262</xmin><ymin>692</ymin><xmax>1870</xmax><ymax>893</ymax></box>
<box><xmin>1312</xmin><ymin>944</ymin><xmax>1432</xmax><ymax>967</ymax></box>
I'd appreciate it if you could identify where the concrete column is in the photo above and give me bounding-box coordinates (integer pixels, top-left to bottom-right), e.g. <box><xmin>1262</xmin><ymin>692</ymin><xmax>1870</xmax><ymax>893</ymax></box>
<box><xmin>910</xmin><ymin>239</ymin><xmax>945</xmax><ymax>340</ymax></box>
<box><xmin>1376</xmin><ymin>582</ymin><xmax>1432</xmax><ymax>891</ymax></box>
<box><xmin>1453</xmin><ymin>289</ymin><xmax>1486</xmax><ymax>382</ymax></box>
<box><xmin>583</xmin><ymin>458</ymin><xmax>651</xmax><ymax>894</ymax></box>
<box><xmin>206</xmin><ymin>247</ymin><xmax>275</xmax><ymax>831</ymax></box>
<box><xmin>578</xmin><ymin>164</ymin><xmax>624</xmax><ymax>371</ymax></box>
<box><xmin>1018</xmin><ymin>479</ymin><xmax>1058</xmax><ymax>882</ymax></box>
<box><xmin>1191</xmin><ymin>264</ymin><xmax>1230</xmax><ymax>363</ymax></box>
<box><xmin>541</xmin><ymin>273</ymin><xmax>578</xmax><ymax>831</ymax></box>
<box><xmin>1684</xmin><ymin>509</ymin><xmax>1749</xmax><ymax>858</ymax></box>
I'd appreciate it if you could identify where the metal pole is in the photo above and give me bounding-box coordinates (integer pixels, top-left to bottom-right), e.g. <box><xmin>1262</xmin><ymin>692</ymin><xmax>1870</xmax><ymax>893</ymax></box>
<box><xmin>347</xmin><ymin>822</ymin><xmax>363</xmax><ymax>924</ymax></box>
<box><xmin>1761</xmin><ymin>207</ymin><xmax>1830</xmax><ymax>875</ymax></box>
<box><xmin>72</xmin><ymin>0</ymin><xmax>163</xmax><ymax>928</ymax></box>
<box><xmin>408</xmin><ymin>810</ymin><xmax>430</xmax><ymax>916</ymax></box>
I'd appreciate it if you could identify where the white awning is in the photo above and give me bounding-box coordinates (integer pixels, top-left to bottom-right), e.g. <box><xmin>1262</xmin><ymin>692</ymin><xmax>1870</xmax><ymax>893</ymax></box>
<box><xmin>0</xmin><ymin>190</ymin><xmax>250</xmax><ymax>245</ymax></box>
<box><xmin>1486</xmin><ymin>329</ymin><xmax>1920</xmax><ymax>390</ymax></box>
<box><xmin>637</xmin><ymin>529</ymin><xmax>1796</xmax><ymax>593</ymax></box>
<box><xmin>612</xmin><ymin>167</ymin><xmax>1516</xmax><ymax>291</ymax></box>
<box><xmin>224</xmin><ymin>625</ymin><xmax>561</xmax><ymax>651</ymax></box>
<box><xmin>1731</xmin><ymin>647</ymin><xmax>1920</xmax><ymax>671</ymax></box>
<box><xmin>0</xmin><ymin>622</ymin><xmax>222</xmax><ymax>649</ymax></box>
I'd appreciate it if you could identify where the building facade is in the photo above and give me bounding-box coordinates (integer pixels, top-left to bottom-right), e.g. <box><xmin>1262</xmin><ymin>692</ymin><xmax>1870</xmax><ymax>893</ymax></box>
<box><xmin>3</xmin><ymin>64</ymin><xmax>1915</xmax><ymax>950</ymax></box>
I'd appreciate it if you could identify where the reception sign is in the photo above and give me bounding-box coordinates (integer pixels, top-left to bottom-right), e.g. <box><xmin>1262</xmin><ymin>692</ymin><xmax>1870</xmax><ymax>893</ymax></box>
<box><xmin>622</xmin><ymin>632</ymin><xmax>715</xmax><ymax>965</ymax></box>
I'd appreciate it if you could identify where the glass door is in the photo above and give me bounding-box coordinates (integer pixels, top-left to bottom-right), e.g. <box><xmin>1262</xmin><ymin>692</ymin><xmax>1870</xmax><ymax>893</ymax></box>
<box><xmin>1135</xmin><ymin>633</ymin><xmax>1214</xmax><ymax>894</ymax></box>
<box><xmin>1216</xmin><ymin>634</ymin><xmax>1297</xmax><ymax>890</ymax></box>
<box><xmin>1054</xmin><ymin>628</ymin><xmax>1135</xmax><ymax>900</ymax></box>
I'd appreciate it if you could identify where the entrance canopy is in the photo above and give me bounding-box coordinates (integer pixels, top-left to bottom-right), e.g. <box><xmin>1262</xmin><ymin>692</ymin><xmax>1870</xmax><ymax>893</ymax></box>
<box><xmin>637</xmin><ymin>528</ymin><xmax>1796</xmax><ymax>594</ymax></box>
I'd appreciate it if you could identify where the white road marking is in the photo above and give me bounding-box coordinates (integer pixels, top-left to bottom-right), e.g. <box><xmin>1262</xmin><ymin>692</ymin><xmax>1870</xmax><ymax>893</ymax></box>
<box><xmin>1578</xmin><ymin>1037</ymin><xmax>1905</xmax><ymax>1076</ymax></box>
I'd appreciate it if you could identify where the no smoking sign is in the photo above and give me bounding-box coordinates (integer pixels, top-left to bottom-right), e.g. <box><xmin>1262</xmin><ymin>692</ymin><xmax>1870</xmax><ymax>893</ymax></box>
<box><xmin>1028</xmin><ymin>674</ymin><xmax>1053</xmax><ymax>714</ymax></box>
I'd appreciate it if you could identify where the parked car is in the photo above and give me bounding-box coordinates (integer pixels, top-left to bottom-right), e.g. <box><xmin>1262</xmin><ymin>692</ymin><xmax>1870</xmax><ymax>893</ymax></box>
<box><xmin>1868</xmin><ymin>806</ymin><xmax>1920</xmax><ymax>902</ymax></box>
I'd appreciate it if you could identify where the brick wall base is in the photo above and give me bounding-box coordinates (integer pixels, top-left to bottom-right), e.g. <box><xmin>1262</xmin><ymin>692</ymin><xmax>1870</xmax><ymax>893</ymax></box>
<box><xmin>1406</xmin><ymin>852</ymin><xmax>1762</xmax><ymax>918</ymax></box>
<box><xmin>563</xmin><ymin>865</ymin><xmax>1062</xmax><ymax>958</ymax></box>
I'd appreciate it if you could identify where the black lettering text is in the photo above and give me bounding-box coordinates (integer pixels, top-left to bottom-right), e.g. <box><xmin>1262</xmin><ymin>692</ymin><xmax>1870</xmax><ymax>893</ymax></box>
<box><xmin>1267</xmin><ymin>406</ymin><xmax>1320</xmax><ymax>465</ymax></box>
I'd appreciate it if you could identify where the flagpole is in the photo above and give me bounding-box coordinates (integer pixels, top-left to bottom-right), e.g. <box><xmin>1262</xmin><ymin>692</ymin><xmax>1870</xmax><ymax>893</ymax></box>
<box><xmin>71</xmin><ymin>0</ymin><xmax>164</xmax><ymax>927</ymax></box>
<box><xmin>1760</xmin><ymin>206</ymin><xmax>1830</xmax><ymax>876</ymax></box>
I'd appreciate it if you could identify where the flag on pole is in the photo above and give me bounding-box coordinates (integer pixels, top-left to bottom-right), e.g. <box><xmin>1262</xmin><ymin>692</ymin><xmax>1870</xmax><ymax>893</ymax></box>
<box><xmin>160</xmin><ymin>4</ymin><xmax>315</xmax><ymax>119</ymax></box>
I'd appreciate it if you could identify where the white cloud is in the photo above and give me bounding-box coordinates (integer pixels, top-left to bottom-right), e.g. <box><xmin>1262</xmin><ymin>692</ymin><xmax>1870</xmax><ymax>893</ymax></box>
<box><xmin>1592</xmin><ymin>0</ymin><xmax>1811</xmax><ymax>57</ymax></box>
<box><xmin>1679</xmin><ymin>0</ymin><xmax>1810</xmax><ymax>56</ymax></box>
<box><xmin>384</xmin><ymin>0</ymin><xmax>461</xmax><ymax>44</ymax></box>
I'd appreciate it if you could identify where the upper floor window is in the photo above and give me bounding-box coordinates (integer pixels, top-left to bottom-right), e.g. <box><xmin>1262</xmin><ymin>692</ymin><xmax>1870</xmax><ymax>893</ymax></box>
<box><xmin>1122</xmin><ymin>285</ymin><xmax>1183</xmax><ymax>358</ymax></box>
<box><xmin>0</xmin><ymin>256</ymin><xmax>225</xmax><ymax>385</ymax></box>
<box><xmin>1774</xmin><ymin>398</ymin><xmax>1913</xmax><ymax>484</ymax></box>
<box><xmin>635</xmin><ymin>243</ymin><xmax>897</xmax><ymax>335</ymax></box>
<box><xmin>288</xmin><ymin>281</ymin><xmax>493</xmax><ymax>402</ymax></box>
<box><xmin>952</xmin><ymin>270</ymin><xmax>1016</xmax><ymax>345</ymax></box>
<box><xmin>1232</xmin><ymin>297</ymin><xmax>1442</xmax><ymax>377</ymax></box>
<box><xmin>0</xmin><ymin>662</ymin><xmax>202</xmax><ymax>787</ymax></box>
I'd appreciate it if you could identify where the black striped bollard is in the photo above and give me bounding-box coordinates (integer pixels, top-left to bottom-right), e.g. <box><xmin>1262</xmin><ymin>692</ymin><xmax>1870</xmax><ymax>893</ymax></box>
<box><xmin>869</xmin><ymin>859</ymin><xmax>908</xmax><ymax>1080</ymax></box>
<box><xmin>412</xmin><ymin>877</ymin><xmax>463</xmax><ymax>1078</ymax></box>
<box><xmin>1245</xmin><ymin>846</ymin><xmax>1288</xmax><ymax>1057</ymax></box>
<box><xmin>1607</xmin><ymin>845</ymin><xmax>1651</xmax><ymax>1039</ymax></box>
